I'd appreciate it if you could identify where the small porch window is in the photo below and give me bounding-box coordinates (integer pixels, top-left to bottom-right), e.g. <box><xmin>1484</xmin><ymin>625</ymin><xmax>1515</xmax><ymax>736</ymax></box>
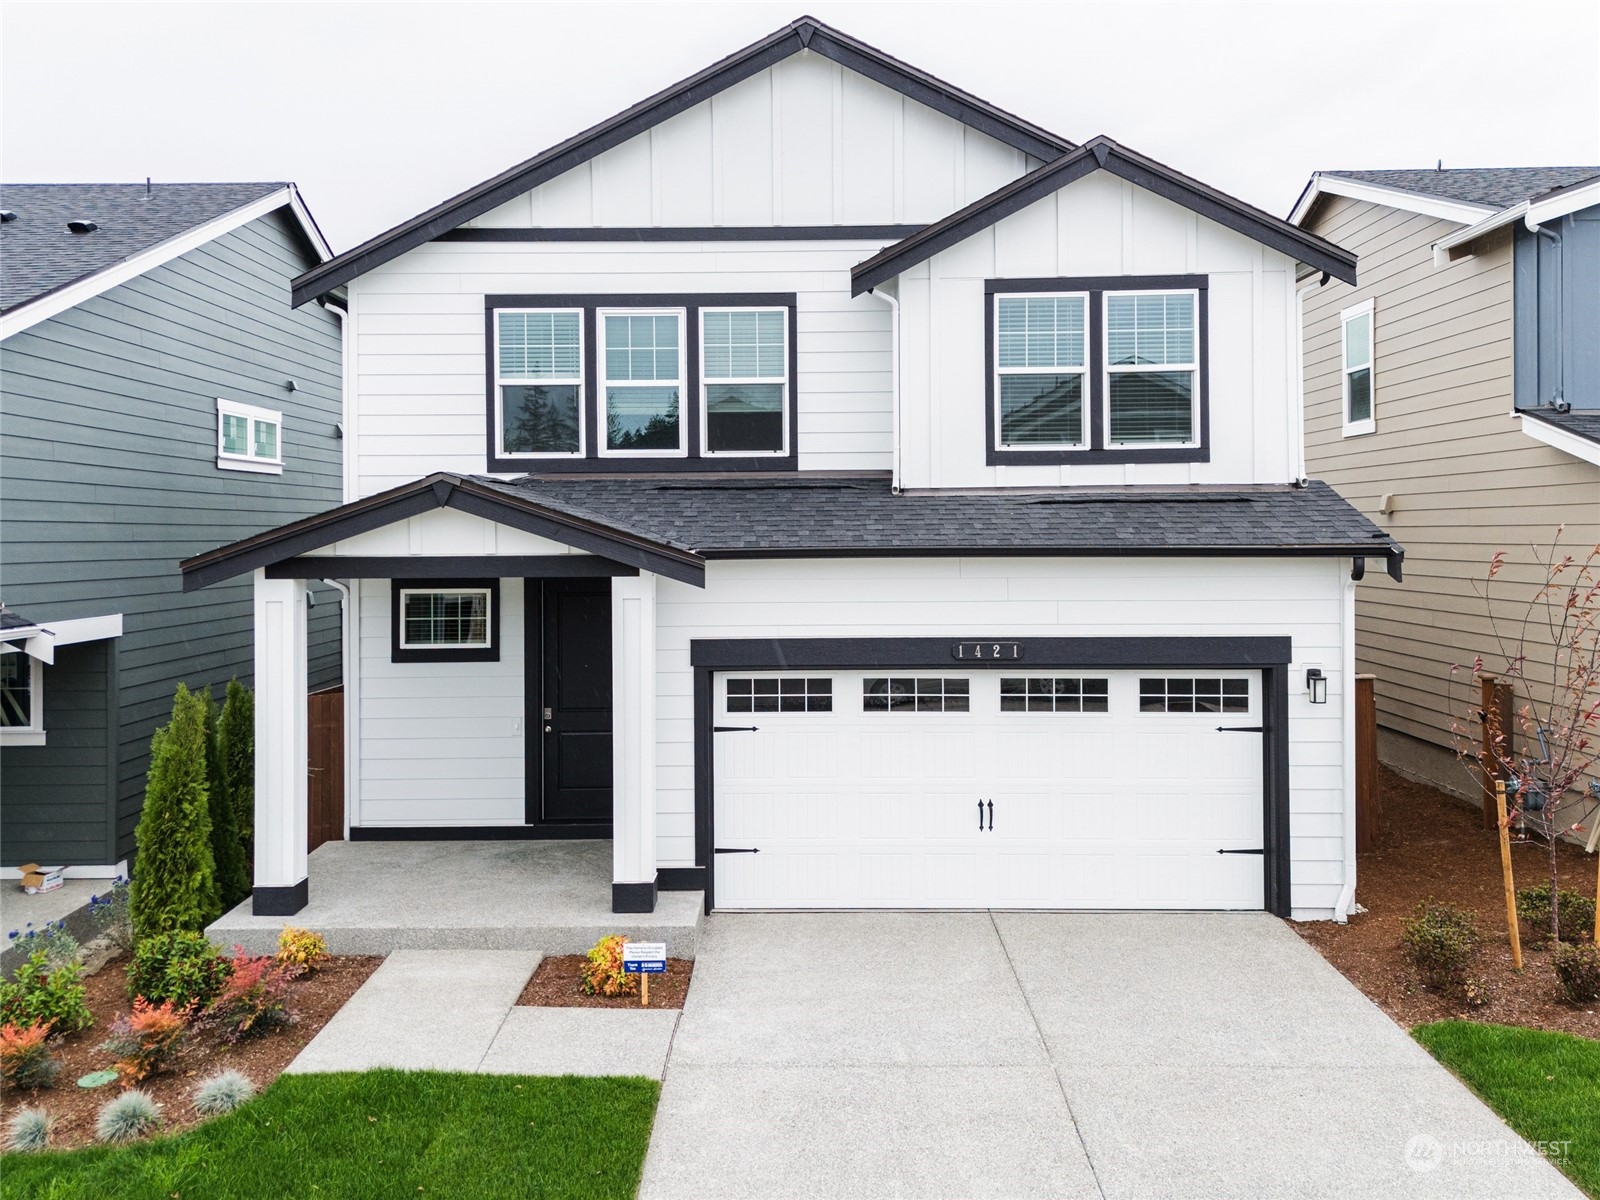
<box><xmin>390</xmin><ymin>579</ymin><xmax>501</xmax><ymax>663</ymax></box>
<box><xmin>0</xmin><ymin>650</ymin><xmax>44</xmax><ymax>745</ymax></box>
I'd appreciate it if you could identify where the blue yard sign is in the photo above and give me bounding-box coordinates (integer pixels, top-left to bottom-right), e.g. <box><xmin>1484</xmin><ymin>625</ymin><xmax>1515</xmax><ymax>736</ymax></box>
<box><xmin>622</xmin><ymin>942</ymin><xmax>667</xmax><ymax>974</ymax></box>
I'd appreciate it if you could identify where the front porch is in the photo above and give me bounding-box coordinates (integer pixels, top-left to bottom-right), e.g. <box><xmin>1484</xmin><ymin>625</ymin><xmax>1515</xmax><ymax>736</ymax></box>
<box><xmin>209</xmin><ymin>839</ymin><xmax>704</xmax><ymax>957</ymax></box>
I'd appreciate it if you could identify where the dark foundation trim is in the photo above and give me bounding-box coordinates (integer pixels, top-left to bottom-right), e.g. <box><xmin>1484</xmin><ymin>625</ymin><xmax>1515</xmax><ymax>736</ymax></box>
<box><xmin>252</xmin><ymin>878</ymin><xmax>309</xmax><ymax>916</ymax></box>
<box><xmin>612</xmin><ymin>880</ymin><xmax>659</xmax><ymax>913</ymax></box>
<box><xmin>656</xmin><ymin>866</ymin><xmax>707</xmax><ymax>891</ymax></box>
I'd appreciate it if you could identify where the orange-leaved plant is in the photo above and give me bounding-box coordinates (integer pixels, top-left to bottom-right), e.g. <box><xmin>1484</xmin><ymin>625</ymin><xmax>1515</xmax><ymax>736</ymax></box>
<box><xmin>274</xmin><ymin>927</ymin><xmax>329</xmax><ymax>973</ymax></box>
<box><xmin>581</xmin><ymin>935</ymin><xmax>638</xmax><ymax>998</ymax></box>
<box><xmin>0</xmin><ymin>1021</ymin><xmax>60</xmax><ymax>1090</ymax></box>
<box><xmin>100</xmin><ymin>999</ymin><xmax>189</xmax><ymax>1083</ymax></box>
<box><xmin>205</xmin><ymin>948</ymin><xmax>299</xmax><ymax>1043</ymax></box>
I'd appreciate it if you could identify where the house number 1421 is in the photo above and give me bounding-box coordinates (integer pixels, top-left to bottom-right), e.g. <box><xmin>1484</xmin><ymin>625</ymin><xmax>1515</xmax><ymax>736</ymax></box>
<box><xmin>952</xmin><ymin>641</ymin><xmax>1022</xmax><ymax>660</ymax></box>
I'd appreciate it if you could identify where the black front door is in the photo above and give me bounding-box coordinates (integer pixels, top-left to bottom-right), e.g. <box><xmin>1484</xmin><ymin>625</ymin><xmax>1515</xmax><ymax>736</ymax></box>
<box><xmin>531</xmin><ymin>579</ymin><xmax>613</xmax><ymax>827</ymax></box>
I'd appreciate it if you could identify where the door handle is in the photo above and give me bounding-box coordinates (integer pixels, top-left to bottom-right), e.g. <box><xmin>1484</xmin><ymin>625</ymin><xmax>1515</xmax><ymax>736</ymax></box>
<box><xmin>544</xmin><ymin>725</ymin><xmax>553</xmax><ymax>734</ymax></box>
<box><xmin>978</xmin><ymin>799</ymin><xmax>985</xmax><ymax>831</ymax></box>
<box><xmin>987</xmin><ymin>800</ymin><xmax>994</xmax><ymax>831</ymax></box>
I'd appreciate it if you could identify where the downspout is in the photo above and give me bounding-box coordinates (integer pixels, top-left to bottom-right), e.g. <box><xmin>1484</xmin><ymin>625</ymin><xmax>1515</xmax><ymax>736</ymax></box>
<box><xmin>320</xmin><ymin>578</ymin><xmax>356</xmax><ymax>840</ymax></box>
<box><xmin>317</xmin><ymin>294</ymin><xmax>355</xmax><ymax>502</ymax></box>
<box><xmin>1525</xmin><ymin>216</ymin><xmax>1566</xmax><ymax>411</ymax></box>
<box><xmin>870</xmin><ymin>285</ymin><xmax>902</xmax><ymax>493</ymax></box>
<box><xmin>1292</xmin><ymin>278</ymin><xmax>1316</xmax><ymax>483</ymax></box>
<box><xmin>1333</xmin><ymin>568</ymin><xmax>1359</xmax><ymax>922</ymax></box>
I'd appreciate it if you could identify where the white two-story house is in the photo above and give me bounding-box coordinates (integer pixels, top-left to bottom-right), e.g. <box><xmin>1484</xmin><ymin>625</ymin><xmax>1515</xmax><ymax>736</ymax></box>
<box><xmin>184</xmin><ymin>17</ymin><xmax>1398</xmax><ymax>924</ymax></box>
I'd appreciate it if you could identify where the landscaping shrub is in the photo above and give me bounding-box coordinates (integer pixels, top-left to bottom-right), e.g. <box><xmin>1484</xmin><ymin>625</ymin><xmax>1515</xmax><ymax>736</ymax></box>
<box><xmin>95</xmin><ymin>1089</ymin><xmax>161</xmax><ymax>1144</ymax></box>
<box><xmin>100</xmin><ymin>998</ymin><xmax>190</xmax><ymax>1083</ymax></box>
<box><xmin>89</xmin><ymin>876</ymin><xmax>133</xmax><ymax>950</ymax></box>
<box><xmin>0</xmin><ymin>1022</ymin><xmax>60</xmax><ymax>1089</ymax></box>
<box><xmin>1402</xmin><ymin>900</ymin><xmax>1480</xmax><ymax>992</ymax></box>
<box><xmin>128</xmin><ymin>929</ymin><xmax>231</xmax><ymax>1009</ymax></box>
<box><xmin>192</xmin><ymin>1068</ymin><xmax>256</xmax><ymax>1115</ymax></box>
<box><xmin>1516</xmin><ymin>883</ymin><xmax>1597</xmax><ymax>945</ymax></box>
<box><xmin>218</xmin><ymin>678</ymin><xmax>254</xmax><ymax>854</ymax></box>
<box><xmin>275</xmin><ymin>926</ymin><xmax>329</xmax><ymax>973</ymax></box>
<box><xmin>1554</xmin><ymin>942</ymin><xmax>1600</xmax><ymax>1004</ymax></box>
<box><xmin>203</xmin><ymin>687</ymin><xmax>251</xmax><ymax>914</ymax></box>
<box><xmin>6</xmin><ymin>1107</ymin><xmax>53</xmax><ymax>1153</ymax></box>
<box><xmin>0</xmin><ymin>948</ymin><xmax>93</xmax><ymax>1035</ymax></box>
<box><xmin>130</xmin><ymin>683</ymin><xmax>220</xmax><ymax>940</ymax></box>
<box><xmin>205</xmin><ymin>947</ymin><xmax>298</xmax><ymax>1042</ymax></box>
<box><xmin>1462</xmin><ymin>975</ymin><xmax>1493</xmax><ymax>1009</ymax></box>
<box><xmin>581</xmin><ymin>934</ymin><xmax>638</xmax><ymax>998</ymax></box>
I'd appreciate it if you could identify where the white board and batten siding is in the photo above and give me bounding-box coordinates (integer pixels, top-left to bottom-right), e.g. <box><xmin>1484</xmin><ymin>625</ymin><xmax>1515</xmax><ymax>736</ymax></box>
<box><xmin>344</xmin><ymin>51</ymin><xmax>1038</xmax><ymax>499</ymax></box>
<box><xmin>654</xmin><ymin>555</ymin><xmax>1355</xmax><ymax>920</ymax></box>
<box><xmin>898</xmin><ymin>171</ymin><xmax>1301</xmax><ymax>490</ymax></box>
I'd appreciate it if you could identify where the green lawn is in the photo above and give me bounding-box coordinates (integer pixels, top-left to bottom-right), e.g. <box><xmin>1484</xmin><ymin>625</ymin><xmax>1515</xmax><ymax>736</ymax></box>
<box><xmin>1414</xmin><ymin>1021</ymin><xmax>1600</xmax><ymax>1197</ymax></box>
<box><xmin>1</xmin><ymin>1070</ymin><xmax>659</xmax><ymax>1200</ymax></box>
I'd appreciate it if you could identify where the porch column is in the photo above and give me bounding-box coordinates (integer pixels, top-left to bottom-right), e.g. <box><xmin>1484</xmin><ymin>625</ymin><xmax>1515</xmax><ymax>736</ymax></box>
<box><xmin>611</xmin><ymin>572</ymin><xmax>657</xmax><ymax>913</ymax></box>
<box><xmin>252</xmin><ymin>570</ymin><xmax>309</xmax><ymax>915</ymax></box>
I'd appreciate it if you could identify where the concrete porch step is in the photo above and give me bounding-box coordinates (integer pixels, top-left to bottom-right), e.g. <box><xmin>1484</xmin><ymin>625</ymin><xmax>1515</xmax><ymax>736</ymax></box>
<box><xmin>207</xmin><ymin>839</ymin><xmax>704</xmax><ymax>958</ymax></box>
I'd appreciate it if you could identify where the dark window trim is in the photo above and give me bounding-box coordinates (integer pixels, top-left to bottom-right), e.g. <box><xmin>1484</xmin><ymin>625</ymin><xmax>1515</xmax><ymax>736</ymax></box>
<box><xmin>984</xmin><ymin>275</ymin><xmax>1210</xmax><ymax>466</ymax></box>
<box><xmin>484</xmin><ymin>293</ymin><xmax>798</xmax><ymax>474</ymax></box>
<box><xmin>690</xmin><ymin>635</ymin><xmax>1293</xmax><ymax>917</ymax></box>
<box><xmin>389</xmin><ymin>577</ymin><xmax>501</xmax><ymax>663</ymax></box>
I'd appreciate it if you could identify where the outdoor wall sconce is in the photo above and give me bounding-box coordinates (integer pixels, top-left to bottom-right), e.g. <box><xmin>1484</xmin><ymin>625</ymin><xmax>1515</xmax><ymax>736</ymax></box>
<box><xmin>1306</xmin><ymin>667</ymin><xmax>1328</xmax><ymax>704</ymax></box>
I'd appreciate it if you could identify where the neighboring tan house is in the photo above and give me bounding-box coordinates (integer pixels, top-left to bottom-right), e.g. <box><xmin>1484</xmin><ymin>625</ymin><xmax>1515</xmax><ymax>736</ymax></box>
<box><xmin>1292</xmin><ymin>167</ymin><xmax>1600</xmax><ymax>810</ymax></box>
<box><xmin>0</xmin><ymin>183</ymin><xmax>344</xmax><ymax>877</ymax></box>
<box><xmin>182</xmin><ymin>16</ymin><xmax>1399</xmax><ymax>924</ymax></box>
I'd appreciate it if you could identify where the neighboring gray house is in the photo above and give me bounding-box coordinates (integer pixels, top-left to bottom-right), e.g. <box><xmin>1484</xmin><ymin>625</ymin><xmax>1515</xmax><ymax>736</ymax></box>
<box><xmin>1291</xmin><ymin>166</ymin><xmax>1600</xmax><ymax>805</ymax></box>
<box><xmin>0</xmin><ymin>183</ymin><xmax>344</xmax><ymax>875</ymax></box>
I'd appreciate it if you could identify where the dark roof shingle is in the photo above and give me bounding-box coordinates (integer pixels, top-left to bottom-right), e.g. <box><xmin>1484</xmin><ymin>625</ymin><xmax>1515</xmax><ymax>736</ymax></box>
<box><xmin>1325</xmin><ymin>168</ymin><xmax>1600</xmax><ymax>211</ymax></box>
<box><xmin>0</xmin><ymin>182</ymin><xmax>286</xmax><ymax>312</ymax></box>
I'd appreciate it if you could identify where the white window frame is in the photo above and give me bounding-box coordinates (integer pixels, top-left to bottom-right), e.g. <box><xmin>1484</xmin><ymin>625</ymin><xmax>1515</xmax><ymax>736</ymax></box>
<box><xmin>1102</xmin><ymin>288</ymin><xmax>1201</xmax><ymax>449</ymax></box>
<box><xmin>0</xmin><ymin>650</ymin><xmax>45</xmax><ymax>746</ymax></box>
<box><xmin>216</xmin><ymin>398</ymin><xmax>283</xmax><ymax>474</ymax></box>
<box><xmin>396</xmin><ymin>587</ymin><xmax>494</xmax><ymax>651</ymax></box>
<box><xmin>1340</xmin><ymin>299</ymin><xmax>1376</xmax><ymax>438</ymax></box>
<box><xmin>992</xmin><ymin>291</ymin><xmax>1091</xmax><ymax>451</ymax></box>
<box><xmin>699</xmin><ymin>306</ymin><xmax>790</xmax><ymax>458</ymax></box>
<box><xmin>598</xmin><ymin>307</ymin><xmax>688</xmax><ymax>458</ymax></box>
<box><xmin>494</xmin><ymin>307</ymin><xmax>586</xmax><ymax>460</ymax></box>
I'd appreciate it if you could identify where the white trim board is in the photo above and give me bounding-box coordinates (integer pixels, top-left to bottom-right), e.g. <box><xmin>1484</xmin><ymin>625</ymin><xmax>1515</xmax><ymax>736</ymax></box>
<box><xmin>1</xmin><ymin>861</ymin><xmax>128</xmax><ymax>881</ymax></box>
<box><xmin>0</xmin><ymin>185</ymin><xmax>332</xmax><ymax>341</ymax></box>
<box><xmin>1433</xmin><ymin>176</ymin><xmax>1600</xmax><ymax>263</ymax></box>
<box><xmin>1516</xmin><ymin>412</ymin><xmax>1600</xmax><ymax>467</ymax></box>
<box><xmin>1289</xmin><ymin>173</ymin><xmax>1495</xmax><ymax>228</ymax></box>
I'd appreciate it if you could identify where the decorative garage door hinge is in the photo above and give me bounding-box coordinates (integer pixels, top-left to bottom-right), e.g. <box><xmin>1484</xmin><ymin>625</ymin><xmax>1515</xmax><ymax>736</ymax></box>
<box><xmin>713</xmin><ymin>725</ymin><xmax>760</xmax><ymax>732</ymax></box>
<box><xmin>714</xmin><ymin>847</ymin><xmax>761</xmax><ymax>854</ymax></box>
<box><xmin>1216</xmin><ymin>726</ymin><xmax>1265</xmax><ymax>733</ymax></box>
<box><xmin>1216</xmin><ymin>848</ymin><xmax>1265</xmax><ymax>854</ymax></box>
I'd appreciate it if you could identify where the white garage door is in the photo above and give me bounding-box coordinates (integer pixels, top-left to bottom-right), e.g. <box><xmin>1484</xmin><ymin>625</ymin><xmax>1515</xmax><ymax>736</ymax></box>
<box><xmin>713</xmin><ymin>669</ymin><xmax>1265</xmax><ymax>910</ymax></box>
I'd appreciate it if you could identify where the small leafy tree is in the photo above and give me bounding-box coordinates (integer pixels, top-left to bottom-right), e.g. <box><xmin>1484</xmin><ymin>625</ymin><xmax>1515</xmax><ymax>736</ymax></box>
<box><xmin>217</xmin><ymin>679</ymin><xmax>254</xmax><ymax>861</ymax></box>
<box><xmin>1452</xmin><ymin>530</ymin><xmax>1600</xmax><ymax>944</ymax></box>
<box><xmin>202</xmin><ymin>688</ymin><xmax>250</xmax><ymax>912</ymax></box>
<box><xmin>130</xmin><ymin>685</ymin><xmax>219</xmax><ymax>940</ymax></box>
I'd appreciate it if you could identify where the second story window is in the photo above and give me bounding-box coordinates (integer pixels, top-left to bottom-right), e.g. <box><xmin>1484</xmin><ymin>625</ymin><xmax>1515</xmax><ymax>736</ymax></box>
<box><xmin>994</xmin><ymin>295</ymin><xmax>1087</xmax><ymax>448</ymax></box>
<box><xmin>496</xmin><ymin>309</ymin><xmax>583</xmax><ymax>458</ymax></box>
<box><xmin>1105</xmin><ymin>291</ymin><xmax>1199</xmax><ymax>446</ymax></box>
<box><xmin>216</xmin><ymin>398</ymin><xmax>283</xmax><ymax>475</ymax></box>
<box><xmin>1340</xmin><ymin>300</ymin><xmax>1375</xmax><ymax>437</ymax></box>
<box><xmin>702</xmin><ymin>308</ymin><xmax>788</xmax><ymax>455</ymax></box>
<box><xmin>601</xmin><ymin>310</ymin><xmax>685</xmax><ymax>455</ymax></box>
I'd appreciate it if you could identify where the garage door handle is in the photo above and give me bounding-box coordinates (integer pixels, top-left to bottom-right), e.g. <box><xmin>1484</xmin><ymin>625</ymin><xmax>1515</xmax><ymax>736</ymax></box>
<box><xmin>714</xmin><ymin>725</ymin><xmax>760</xmax><ymax>732</ymax></box>
<box><xmin>978</xmin><ymin>799</ymin><xmax>985</xmax><ymax>831</ymax></box>
<box><xmin>714</xmin><ymin>847</ymin><xmax>760</xmax><ymax>854</ymax></box>
<box><xmin>1216</xmin><ymin>726</ymin><xmax>1264</xmax><ymax>733</ymax></box>
<box><xmin>1217</xmin><ymin>848</ymin><xmax>1265</xmax><ymax>854</ymax></box>
<box><xmin>987</xmin><ymin>800</ymin><xmax>994</xmax><ymax>831</ymax></box>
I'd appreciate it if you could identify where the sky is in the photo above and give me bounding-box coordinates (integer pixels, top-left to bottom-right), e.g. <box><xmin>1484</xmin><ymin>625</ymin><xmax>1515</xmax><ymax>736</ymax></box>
<box><xmin>3</xmin><ymin>0</ymin><xmax>1597</xmax><ymax>252</ymax></box>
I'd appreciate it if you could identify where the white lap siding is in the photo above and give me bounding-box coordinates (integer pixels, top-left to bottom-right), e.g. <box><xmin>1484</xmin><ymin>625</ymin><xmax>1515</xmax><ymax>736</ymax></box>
<box><xmin>353</xmin><ymin>576</ymin><xmax>526</xmax><ymax>827</ymax></box>
<box><xmin>653</xmin><ymin>556</ymin><xmax>1353</xmax><ymax>919</ymax></box>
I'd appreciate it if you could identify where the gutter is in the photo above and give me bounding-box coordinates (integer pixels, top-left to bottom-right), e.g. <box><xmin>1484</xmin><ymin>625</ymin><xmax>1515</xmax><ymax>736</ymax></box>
<box><xmin>319</xmin><ymin>578</ymin><xmax>357</xmax><ymax>838</ymax></box>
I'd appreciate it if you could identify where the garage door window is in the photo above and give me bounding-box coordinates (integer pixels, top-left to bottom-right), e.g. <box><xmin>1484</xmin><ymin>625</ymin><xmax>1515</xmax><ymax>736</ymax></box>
<box><xmin>1000</xmin><ymin>677</ymin><xmax>1109</xmax><ymax>713</ymax></box>
<box><xmin>863</xmin><ymin>677</ymin><xmax>970</xmax><ymax>713</ymax></box>
<box><xmin>727</xmin><ymin>677</ymin><xmax>832</xmax><ymax>713</ymax></box>
<box><xmin>1139</xmin><ymin>677</ymin><xmax>1248</xmax><ymax>714</ymax></box>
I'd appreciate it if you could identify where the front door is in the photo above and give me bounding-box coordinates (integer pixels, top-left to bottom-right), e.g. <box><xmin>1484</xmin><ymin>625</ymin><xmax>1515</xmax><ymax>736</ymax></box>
<box><xmin>531</xmin><ymin>579</ymin><xmax>613</xmax><ymax>828</ymax></box>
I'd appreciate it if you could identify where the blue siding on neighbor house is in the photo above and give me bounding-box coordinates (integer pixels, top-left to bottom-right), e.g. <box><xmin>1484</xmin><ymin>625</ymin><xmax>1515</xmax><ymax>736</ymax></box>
<box><xmin>0</xmin><ymin>207</ymin><xmax>343</xmax><ymax>865</ymax></box>
<box><xmin>1515</xmin><ymin>203</ymin><xmax>1600</xmax><ymax>410</ymax></box>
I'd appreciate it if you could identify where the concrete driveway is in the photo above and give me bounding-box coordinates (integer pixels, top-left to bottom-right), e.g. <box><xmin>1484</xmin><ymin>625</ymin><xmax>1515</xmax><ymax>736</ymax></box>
<box><xmin>640</xmin><ymin>912</ymin><xmax>1581</xmax><ymax>1200</ymax></box>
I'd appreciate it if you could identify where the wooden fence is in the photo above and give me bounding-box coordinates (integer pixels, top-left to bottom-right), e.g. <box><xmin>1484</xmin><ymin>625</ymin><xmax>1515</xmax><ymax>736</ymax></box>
<box><xmin>307</xmin><ymin>686</ymin><xmax>344</xmax><ymax>853</ymax></box>
<box><xmin>1355</xmin><ymin>674</ymin><xmax>1379</xmax><ymax>852</ymax></box>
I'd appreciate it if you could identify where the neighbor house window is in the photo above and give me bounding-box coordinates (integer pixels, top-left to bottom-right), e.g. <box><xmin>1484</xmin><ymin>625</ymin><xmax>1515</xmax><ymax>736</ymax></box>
<box><xmin>389</xmin><ymin>579</ymin><xmax>500</xmax><ymax>663</ymax></box>
<box><xmin>993</xmin><ymin>294</ymin><xmax>1088</xmax><ymax>448</ymax></box>
<box><xmin>1341</xmin><ymin>300</ymin><xmax>1375</xmax><ymax>437</ymax></box>
<box><xmin>1105</xmin><ymin>291</ymin><xmax>1199</xmax><ymax>446</ymax></box>
<box><xmin>701</xmin><ymin>308</ymin><xmax>788</xmax><ymax>455</ymax></box>
<box><xmin>600</xmin><ymin>310</ymin><xmax>685</xmax><ymax>455</ymax></box>
<box><xmin>216</xmin><ymin>399</ymin><xmax>283</xmax><ymax>474</ymax></box>
<box><xmin>496</xmin><ymin>309</ymin><xmax>583</xmax><ymax>457</ymax></box>
<box><xmin>0</xmin><ymin>651</ymin><xmax>44</xmax><ymax>745</ymax></box>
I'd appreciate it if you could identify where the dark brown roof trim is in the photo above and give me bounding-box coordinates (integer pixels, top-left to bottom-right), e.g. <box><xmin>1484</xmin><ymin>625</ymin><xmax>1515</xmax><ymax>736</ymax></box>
<box><xmin>436</xmin><ymin>224</ymin><xmax>927</xmax><ymax>243</ymax></box>
<box><xmin>290</xmin><ymin>16</ymin><xmax>1074</xmax><ymax>307</ymax></box>
<box><xmin>179</xmin><ymin>473</ymin><xmax>707</xmax><ymax>590</ymax></box>
<box><xmin>851</xmin><ymin>137</ymin><xmax>1360</xmax><ymax>295</ymax></box>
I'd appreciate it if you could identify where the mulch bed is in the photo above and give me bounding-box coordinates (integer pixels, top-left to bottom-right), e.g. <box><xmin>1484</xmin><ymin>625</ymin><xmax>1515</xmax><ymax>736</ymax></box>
<box><xmin>1296</xmin><ymin>766</ymin><xmax>1599</xmax><ymax>1039</ymax></box>
<box><xmin>0</xmin><ymin>953</ymin><xmax>381</xmax><ymax>1149</ymax></box>
<box><xmin>516</xmin><ymin>955</ymin><xmax>693</xmax><ymax>1009</ymax></box>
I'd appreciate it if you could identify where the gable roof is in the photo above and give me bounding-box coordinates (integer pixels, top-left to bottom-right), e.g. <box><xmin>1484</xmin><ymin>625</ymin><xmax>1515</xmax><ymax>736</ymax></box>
<box><xmin>289</xmin><ymin>16</ymin><xmax>1076</xmax><ymax>307</ymax></box>
<box><xmin>851</xmin><ymin>136</ymin><xmax>1358</xmax><ymax>295</ymax></box>
<box><xmin>1288</xmin><ymin>167</ymin><xmax>1600</xmax><ymax>228</ymax></box>
<box><xmin>0</xmin><ymin>182</ymin><xmax>331</xmax><ymax>339</ymax></box>
<box><xmin>1519</xmin><ymin>409</ymin><xmax>1600</xmax><ymax>468</ymax></box>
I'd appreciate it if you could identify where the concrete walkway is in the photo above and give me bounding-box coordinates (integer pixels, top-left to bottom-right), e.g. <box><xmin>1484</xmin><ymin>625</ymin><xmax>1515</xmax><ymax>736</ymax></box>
<box><xmin>640</xmin><ymin>912</ymin><xmax>1583</xmax><ymax>1200</ymax></box>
